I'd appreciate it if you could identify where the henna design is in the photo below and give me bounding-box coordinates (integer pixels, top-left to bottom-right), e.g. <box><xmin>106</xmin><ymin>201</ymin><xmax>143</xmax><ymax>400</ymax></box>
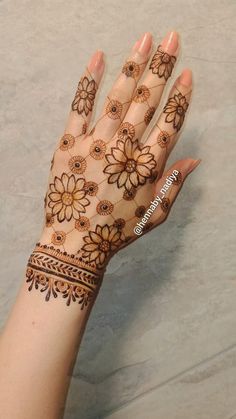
<box><xmin>96</xmin><ymin>200</ymin><xmax>114</xmax><ymax>216</ymax></box>
<box><xmin>60</xmin><ymin>134</ymin><xmax>75</xmax><ymax>151</ymax></box>
<box><xmin>26</xmin><ymin>244</ymin><xmax>103</xmax><ymax>308</ymax></box>
<box><xmin>106</xmin><ymin>100</ymin><xmax>123</xmax><ymax>120</ymax></box>
<box><xmin>104</xmin><ymin>137</ymin><xmax>156</xmax><ymax>190</ymax></box>
<box><xmin>68</xmin><ymin>156</ymin><xmax>87</xmax><ymax>175</ymax></box>
<box><xmin>144</xmin><ymin>107</ymin><xmax>155</xmax><ymax>125</ymax></box>
<box><xmin>82</xmin><ymin>224</ymin><xmax>124</xmax><ymax>267</ymax></box>
<box><xmin>135</xmin><ymin>206</ymin><xmax>146</xmax><ymax>218</ymax></box>
<box><xmin>122</xmin><ymin>61</ymin><xmax>140</xmax><ymax>78</ymax></box>
<box><xmin>157</xmin><ymin>131</ymin><xmax>171</xmax><ymax>148</ymax></box>
<box><xmin>149</xmin><ymin>45</ymin><xmax>176</xmax><ymax>81</ymax></box>
<box><xmin>51</xmin><ymin>231</ymin><xmax>66</xmax><ymax>245</ymax></box>
<box><xmin>45</xmin><ymin>213</ymin><xmax>54</xmax><ymax>227</ymax></box>
<box><xmin>113</xmin><ymin>218</ymin><xmax>126</xmax><ymax>230</ymax></box>
<box><xmin>75</xmin><ymin>216</ymin><xmax>90</xmax><ymax>232</ymax></box>
<box><xmin>123</xmin><ymin>186</ymin><xmax>137</xmax><ymax>201</ymax></box>
<box><xmin>84</xmin><ymin>181</ymin><xmax>98</xmax><ymax>196</ymax></box>
<box><xmin>133</xmin><ymin>85</ymin><xmax>150</xmax><ymax>103</ymax></box>
<box><xmin>172</xmin><ymin>171</ymin><xmax>182</xmax><ymax>185</ymax></box>
<box><xmin>89</xmin><ymin>140</ymin><xmax>106</xmax><ymax>160</ymax></box>
<box><xmin>149</xmin><ymin>170</ymin><xmax>158</xmax><ymax>184</ymax></box>
<box><xmin>163</xmin><ymin>93</ymin><xmax>189</xmax><ymax>132</ymax></box>
<box><xmin>160</xmin><ymin>197</ymin><xmax>170</xmax><ymax>213</ymax></box>
<box><xmin>71</xmin><ymin>76</ymin><xmax>97</xmax><ymax>116</ymax></box>
<box><xmin>48</xmin><ymin>174</ymin><xmax>90</xmax><ymax>222</ymax></box>
<box><xmin>118</xmin><ymin>122</ymin><xmax>135</xmax><ymax>141</ymax></box>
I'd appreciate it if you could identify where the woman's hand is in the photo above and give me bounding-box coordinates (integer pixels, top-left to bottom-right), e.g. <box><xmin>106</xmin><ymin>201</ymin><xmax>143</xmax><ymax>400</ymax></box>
<box><xmin>26</xmin><ymin>31</ymin><xmax>200</xmax><ymax>308</ymax></box>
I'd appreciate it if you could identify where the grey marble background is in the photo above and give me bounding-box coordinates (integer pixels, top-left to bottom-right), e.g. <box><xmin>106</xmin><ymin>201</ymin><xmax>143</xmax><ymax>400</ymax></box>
<box><xmin>0</xmin><ymin>0</ymin><xmax>236</xmax><ymax>418</ymax></box>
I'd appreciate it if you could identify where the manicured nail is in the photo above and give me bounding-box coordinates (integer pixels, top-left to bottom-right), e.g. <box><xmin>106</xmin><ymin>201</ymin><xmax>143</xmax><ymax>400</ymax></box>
<box><xmin>161</xmin><ymin>31</ymin><xmax>179</xmax><ymax>55</ymax></box>
<box><xmin>88</xmin><ymin>50</ymin><xmax>104</xmax><ymax>73</ymax></box>
<box><xmin>179</xmin><ymin>68</ymin><xmax>192</xmax><ymax>87</ymax></box>
<box><xmin>134</xmin><ymin>32</ymin><xmax>152</xmax><ymax>55</ymax></box>
<box><xmin>182</xmin><ymin>158</ymin><xmax>201</xmax><ymax>177</ymax></box>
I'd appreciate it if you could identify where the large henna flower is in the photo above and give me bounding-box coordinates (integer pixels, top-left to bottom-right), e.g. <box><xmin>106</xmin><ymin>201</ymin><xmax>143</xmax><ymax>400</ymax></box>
<box><xmin>104</xmin><ymin>138</ymin><xmax>156</xmax><ymax>190</ymax></box>
<box><xmin>82</xmin><ymin>224</ymin><xmax>123</xmax><ymax>266</ymax></box>
<box><xmin>48</xmin><ymin>174</ymin><xmax>90</xmax><ymax>222</ymax></box>
<box><xmin>149</xmin><ymin>45</ymin><xmax>176</xmax><ymax>81</ymax></box>
<box><xmin>71</xmin><ymin>76</ymin><xmax>97</xmax><ymax>116</ymax></box>
<box><xmin>163</xmin><ymin>93</ymin><xmax>189</xmax><ymax>132</ymax></box>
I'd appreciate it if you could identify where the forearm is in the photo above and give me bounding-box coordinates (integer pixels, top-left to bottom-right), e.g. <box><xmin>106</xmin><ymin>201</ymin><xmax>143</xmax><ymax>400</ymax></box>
<box><xmin>0</xmin><ymin>271</ymin><xmax>98</xmax><ymax>419</ymax></box>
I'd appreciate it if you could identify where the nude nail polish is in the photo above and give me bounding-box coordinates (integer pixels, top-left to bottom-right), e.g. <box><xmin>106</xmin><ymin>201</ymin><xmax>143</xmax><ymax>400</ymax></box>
<box><xmin>88</xmin><ymin>50</ymin><xmax>104</xmax><ymax>73</ymax></box>
<box><xmin>179</xmin><ymin>68</ymin><xmax>192</xmax><ymax>87</ymax></box>
<box><xmin>161</xmin><ymin>31</ymin><xmax>179</xmax><ymax>55</ymax></box>
<box><xmin>182</xmin><ymin>158</ymin><xmax>201</xmax><ymax>177</ymax></box>
<box><xmin>135</xmin><ymin>32</ymin><xmax>152</xmax><ymax>55</ymax></box>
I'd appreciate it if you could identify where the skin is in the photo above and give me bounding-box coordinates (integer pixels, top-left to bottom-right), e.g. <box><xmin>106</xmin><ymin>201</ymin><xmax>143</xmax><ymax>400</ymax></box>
<box><xmin>0</xmin><ymin>31</ymin><xmax>200</xmax><ymax>418</ymax></box>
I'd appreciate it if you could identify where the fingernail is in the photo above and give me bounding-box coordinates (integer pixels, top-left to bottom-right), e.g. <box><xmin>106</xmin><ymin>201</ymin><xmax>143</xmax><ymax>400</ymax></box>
<box><xmin>88</xmin><ymin>50</ymin><xmax>104</xmax><ymax>73</ymax></box>
<box><xmin>134</xmin><ymin>32</ymin><xmax>152</xmax><ymax>55</ymax></box>
<box><xmin>182</xmin><ymin>158</ymin><xmax>201</xmax><ymax>177</ymax></box>
<box><xmin>179</xmin><ymin>68</ymin><xmax>192</xmax><ymax>87</ymax></box>
<box><xmin>161</xmin><ymin>31</ymin><xmax>179</xmax><ymax>55</ymax></box>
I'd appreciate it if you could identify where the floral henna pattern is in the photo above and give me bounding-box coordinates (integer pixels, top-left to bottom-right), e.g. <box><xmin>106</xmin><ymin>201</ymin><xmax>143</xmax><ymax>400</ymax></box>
<box><xmin>149</xmin><ymin>45</ymin><xmax>176</xmax><ymax>81</ymax></box>
<box><xmin>163</xmin><ymin>93</ymin><xmax>189</xmax><ymax>132</ymax></box>
<box><xmin>48</xmin><ymin>173</ymin><xmax>90</xmax><ymax>222</ymax></box>
<box><xmin>118</xmin><ymin>122</ymin><xmax>135</xmax><ymax>141</ymax></box>
<box><xmin>104</xmin><ymin>137</ymin><xmax>156</xmax><ymax>190</ymax></box>
<box><xmin>82</xmin><ymin>224</ymin><xmax>124</xmax><ymax>267</ymax></box>
<box><xmin>72</xmin><ymin>76</ymin><xmax>97</xmax><ymax>116</ymax></box>
<box><xmin>26</xmin><ymin>244</ymin><xmax>103</xmax><ymax>308</ymax></box>
<box><xmin>122</xmin><ymin>61</ymin><xmax>140</xmax><ymax>78</ymax></box>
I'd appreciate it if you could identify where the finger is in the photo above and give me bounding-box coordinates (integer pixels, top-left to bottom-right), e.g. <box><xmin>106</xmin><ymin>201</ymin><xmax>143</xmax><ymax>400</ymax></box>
<box><xmin>145</xmin><ymin>68</ymin><xmax>193</xmax><ymax>178</ymax></box>
<box><xmin>148</xmin><ymin>158</ymin><xmax>201</xmax><ymax>229</ymax></box>
<box><xmin>118</xmin><ymin>31</ymin><xmax>179</xmax><ymax>144</ymax></box>
<box><xmin>91</xmin><ymin>32</ymin><xmax>153</xmax><ymax>142</ymax></box>
<box><xmin>64</xmin><ymin>50</ymin><xmax>105</xmax><ymax>138</ymax></box>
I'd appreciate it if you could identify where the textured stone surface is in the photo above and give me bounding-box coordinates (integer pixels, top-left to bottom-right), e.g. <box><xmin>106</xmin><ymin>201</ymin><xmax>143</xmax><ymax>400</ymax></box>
<box><xmin>0</xmin><ymin>1</ymin><xmax>236</xmax><ymax>418</ymax></box>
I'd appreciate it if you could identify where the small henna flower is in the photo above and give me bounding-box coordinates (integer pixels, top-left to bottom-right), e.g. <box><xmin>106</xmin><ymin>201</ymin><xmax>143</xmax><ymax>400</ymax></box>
<box><xmin>161</xmin><ymin>197</ymin><xmax>170</xmax><ymax>213</ymax></box>
<box><xmin>144</xmin><ymin>107</ymin><xmax>155</xmax><ymax>125</ymax></box>
<box><xmin>72</xmin><ymin>76</ymin><xmax>97</xmax><ymax>116</ymax></box>
<box><xmin>172</xmin><ymin>171</ymin><xmax>182</xmax><ymax>185</ymax></box>
<box><xmin>123</xmin><ymin>187</ymin><xmax>137</xmax><ymax>201</ymax></box>
<box><xmin>89</xmin><ymin>140</ymin><xmax>106</xmax><ymax>160</ymax></box>
<box><xmin>157</xmin><ymin>131</ymin><xmax>170</xmax><ymax>148</ymax></box>
<box><xmin>82</xmin><ymin>224</ymin><xmax>123</xmax><ymax>266</ymax></box>
<box><xmin>134</xmin><ymin>85</ymin><xmax>150</xmax><ymax>103</ymax></box>
<box><xmin>113</xmin><ymin>218</ymin><xmax>126</xmax><ymax>230</ymax></box>
<box><xmin>96</xmin><ymin>200</ymin><xmax>114</xmax><ymax>216</ymax></box>
<box><xmin>149</xmin><ymin>45</ymin><xmax>176</xmax><ymax>81</ymax></box>
<box><xmin>51</xmin><ymin>231</ymin><xmax>66</xmax><ymax>245</ymax></box>
<box><xmin>84</xmin><ymin>181</ymin><xmax>98</xmax><ymax>196</ymax></box>
<box><xmin>68</xmin><ymin>156</ymin><xmax>87</xmax><ymax>174</ymax></box>
<box><xmin>45</xmin><ymin>213</ymin><xmax>54</xmax><ymax>227</ymax></box>
<box><xmin>122</xmin><ymin>61</ymin><xmax>140</xmax><ymax>78</ymax></box>
<box><xmin>75</xmin><ymin>216</ymin><xmax>90</xmax><ymax>232</ymax></box>
<box><xmin>163</xmin><ymin>93</ymin><xmax>189</xmax><ymax>132</ymax></box>
<box><xmin>106</xmin><ymin>100</ymin><xmax>123</xmax><ymax>120</ymax></box>
<box><xmin>118</xmin><ymin>122</ymin><xmax>135</xmax><ymax>141</ymax></box>
<box><xmin>59</xmin><ymin>134</ymin><xmax>75</xmax><ymax>151</ymax></box>
<box><xmin>135</xmin><ymin>206</ymin><xmax>146</xmax><ymax>218</ymax></box>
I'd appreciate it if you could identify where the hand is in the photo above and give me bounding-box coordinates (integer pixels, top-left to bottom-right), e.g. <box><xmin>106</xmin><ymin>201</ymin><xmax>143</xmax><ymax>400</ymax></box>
<box><xmin>26</xmin><ymin>31</ymin><xmax>200</xmax><ymax>309</ymax></box>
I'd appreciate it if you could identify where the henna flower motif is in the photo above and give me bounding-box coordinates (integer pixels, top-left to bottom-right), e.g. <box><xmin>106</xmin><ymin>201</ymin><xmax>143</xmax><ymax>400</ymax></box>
<box><xmin>69</xmin><ymin>156</ymin><xmax>87</xmax><ymax>174</ymax></box>
<box><xmin>144</xmin><ymin>107</ymin><xmax>155</xmax><ymax>125</ymax></box>
<box><xmin>96</xmin><ymin>200</ymin><xmax>114</xmax><ymax>216</ymax></box>
<box><xmin>84</xmin><ymin>181</ymin><xmax>98</xmax><ymax>196</ymax></box>
<box><xmin>72</xmin><ymin>76</ymin><xmax>97</xmax><ymax>116</ymax></box>
<box><xmin>113</xmin><ymin>218</ymin><xmax>126</xmax><ymax>230</ymax></box>
<box><xmin>172</xmin><ymin>171</ymin><xmax>182</xmax><ymax>185</ymax></box>
<box><xmin>134</xmin><ymin>85</ymin><xmax>150</xmax><ymax>103</ymax></box>
<box><xmin>51</xmin><ymin>231</ymin><xmax>66</xmax><ymax>245</ymax></box>
<box><xmin>157</xmin><ymin>131</ymin><xmax>170</xmax><ymax>148</ymax></box>
<box><xmin>104</xmin><ymin>137</ymin><xmax>156</xmax><ymax>190</ymax></box>
<box><xmin>82</xmin><ymin>224</ymin><xmax>123</xmax><ymax>266</ymax></box>
<box><xmin>163</xmin><ymin>93</ymin><xmax>189</xmax><ymax>132</ymax></box>
<box><xmin>135</xmin><ymin>206</ymin><xmax>146</xmax><ymax>218</ymax></box>
<box><xmin>149</xmin><ymin>45</ymin><xmax>176</xmax><ymax>81</ymax></box>
<box><xmin>75</xmin><ymin>216</ymin><xmax>90</xmax><ymax>232</ymax></box>
<box><xmin>90</xmin><ymin>140</ymin><xmax>106</xmax><ymax>160</ymax></box>
<box><xmin>118</xmin><ymin>122</ymin><xmax>135</xmax><ymax>141</ymax></box>
<box><xmin>161</xmin><ymin>197</ymin><xmax>170</xmax><ymax>213</ymax></box>
<box><xmin>60</xmin><ymin>134</ymin><xmax>75</xmax><ymax>151</ymax></box>
<box><xmin>48</xmin><ymin>174</ymin><xmax>90</xmax><ymax>222</ymax></box>
<box><xmin>106</xmin><ymin>100</ymin><xmax>123</xmax><ymax>120</ymax></box>
<box><xmin>122</xmin><ymin>61</ymin><xmax>140</xmax><ymax>78</ymax></box>
<box><xmin>123</xmin><ymin>186</ymin><xmax>137</xmax><ymax>201</ymax></box>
